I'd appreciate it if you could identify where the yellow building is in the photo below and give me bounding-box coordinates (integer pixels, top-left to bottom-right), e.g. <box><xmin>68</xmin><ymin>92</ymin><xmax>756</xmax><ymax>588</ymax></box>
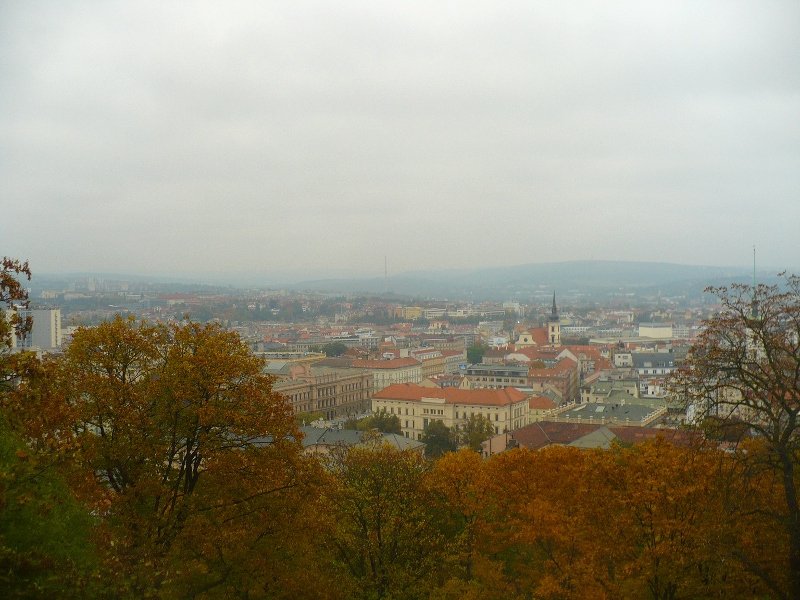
<box><xmin>373</xmin><ymin>384</ymin><xmax>530</xmax><ymax>440</ymax></box>
<box><xmin>350</xmin><ymin>357</ymin><xmax>423</xmax><ymax>393</ymax></box>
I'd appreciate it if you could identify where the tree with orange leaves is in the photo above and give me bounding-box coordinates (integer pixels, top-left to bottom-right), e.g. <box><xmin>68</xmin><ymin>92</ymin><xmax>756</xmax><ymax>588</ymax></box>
<box><xmin>0</xmin><ymin>257</ymin><xmax>32</xmax><ymax>389</ymax></box>
<box><xmin>460</xmin><ymin>442</ymin><xmax>774</xmax><ymax>600</ymax></box>
<box><xmin>425</xmin><ymin>449</ymin><xmax>514</xmax><ymax>600</ymax></box>
<box><xmin>11</xmin><ymin>316</ymin><xmax>307</xmax><ymax>596</ymax></box>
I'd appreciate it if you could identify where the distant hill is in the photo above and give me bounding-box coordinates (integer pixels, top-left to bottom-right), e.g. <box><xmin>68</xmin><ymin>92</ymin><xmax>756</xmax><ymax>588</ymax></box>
<box><xmin>290</xmin><ymin>260</ymin><xmax>780</xmax><ymax>301</ymax></box>
<box><xmin>29</xmin><ymin>261</ymin><xmax>788</xmax><ymax>302</ymax></box>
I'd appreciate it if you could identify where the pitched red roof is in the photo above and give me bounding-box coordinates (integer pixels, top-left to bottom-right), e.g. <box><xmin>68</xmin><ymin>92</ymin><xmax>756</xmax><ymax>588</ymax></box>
<box><xmin>513</xmin><ymin>347</ymin><xmax>562</xmax><ymax>362</ymax></box>
<box><xmin>608</xmin><ymin>426</ymin><xmax>699</xmax><ymax>447</ymax></box>
<box><xmin>529</xmin><ymin>395</ymin><xmax>557</xmax><ymax>410</ymax></box>
<box><xmin>563</xmin><ymin>345</ymin><xmax>614</xmax><ymax>370</ymax></box>
<box><xmin>512</xmin><ymin>421</ymin><xmax>699</xmax><ymax>450</ymax></box>
<box><xmin>522</xmin><ymin>327</ymin><xmax>549</xmax><ymax>346</ymax></box>
<box><xmin>513</xmin><ymin>422</ymin><xmax>599</xmax><ymax>450</ymax></box>
<box><xmin>529</xmin><ymin>357</ymin><xmax>578</xmax><ymax>377</ymax></box>
<box><xmin>374</xmin><ymin>383</ymin><xmax>528</xmax><ymax>407</ymax></box>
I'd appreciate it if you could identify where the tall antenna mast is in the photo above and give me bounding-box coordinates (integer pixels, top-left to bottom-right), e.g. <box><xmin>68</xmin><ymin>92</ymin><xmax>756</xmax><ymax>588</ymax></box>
<box><xmin>384</xmin><ymin>256</ymin><xmax>388</xmax><ymax>295</ymax></box>
<box><xmin>751</xmin><ymin>245</ymin><xmax>759</xmax><ymax>320</ymax></box>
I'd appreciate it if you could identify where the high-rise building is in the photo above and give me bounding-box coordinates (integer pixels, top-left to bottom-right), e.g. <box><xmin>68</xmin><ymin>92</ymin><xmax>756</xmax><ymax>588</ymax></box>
<box><xmin>19</xmin><ymin>308</ymin><xmax>62</xmax><ymax>350</ymax></box>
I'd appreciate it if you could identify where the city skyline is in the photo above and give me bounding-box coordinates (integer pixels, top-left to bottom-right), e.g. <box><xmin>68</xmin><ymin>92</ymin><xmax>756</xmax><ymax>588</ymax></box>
<box><xmin>2</xmin><ymin>1</ymin><xmax>799</xmax><ymax>278</ymax></box>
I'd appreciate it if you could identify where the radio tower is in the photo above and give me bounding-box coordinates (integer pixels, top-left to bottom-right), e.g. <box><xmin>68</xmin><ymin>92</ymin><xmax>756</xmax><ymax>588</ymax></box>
<box><xmin>751</xmin><ymin>245</ymin><xmax>759</xmax><ymax>321</ymax></box>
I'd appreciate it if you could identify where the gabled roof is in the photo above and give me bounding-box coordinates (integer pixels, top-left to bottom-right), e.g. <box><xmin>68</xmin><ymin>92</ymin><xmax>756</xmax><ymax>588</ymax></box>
<box><xmin>529</xmin><ymin>395</ymin><xmax>557</xmax><ymax>410</ymax></box>
<box><xmin>528</xmin><ymin>357</ymin><xmax>578</xmax><ymax>378</ymax></box>
<box><xmin>513</xmin><ymin>346</ymin><xmax>562</xmax><ymax>362</ymax></box>
<box><xmin>608</xmin><ymin>426</ymin><xmax>698</xmax><ymax>446</ymax></box>
<box><xmin>512</xmin><ymin>422</ymin><xmax>600</xmax><ymax>450</ymax></box>
<box><xmin>374</xmin><ymin>383</ymin><xmax>528</xmax><ymax>407</ymax></box>
<box><xmin>517</xmin><ymin>327</ymin><xmax>549</xmax><ymax>347</ymax></box>
<box><xmin>569</xmin><ymin>426</ymin><xmax>618</xmax><ymax>449</ymax></box>
<box><xmin>512</xmin><ymin>421</ymin><xmax>698</xmax><ymax>450</ymax></box>
<box><xmin>298</xmin><ymin>426</ymin><xmax>425</xmax><ymax>451</ymax></box>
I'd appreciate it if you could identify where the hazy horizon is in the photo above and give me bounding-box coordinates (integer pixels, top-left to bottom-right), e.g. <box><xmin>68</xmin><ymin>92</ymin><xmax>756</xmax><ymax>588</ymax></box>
<box><xmin>26</xmin><ymin>258</ymin><xmax>785</xmax><ymax>292</ymax></box>
<box><xmin>3</xmin><ymin>1</ymin><xmax>799</xmax><ymax>277</ymax></box>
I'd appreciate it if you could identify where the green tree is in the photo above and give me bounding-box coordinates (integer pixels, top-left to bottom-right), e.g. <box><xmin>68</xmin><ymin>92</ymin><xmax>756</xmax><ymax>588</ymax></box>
<box><xmin>672</xmin><ymin>275</ymin><xmax>800</xmax><ymax>598</ymax></box>
<box><xmin>344</xmin><ymin>409</ymin><xmax>401</xmax><ymax>434</ymax></box>
<box><xmin>371</xmin><ymin>409</ymin><xmax>401</xmax><ymax>434</ymax></box>
<box><xmin>422</xmin><ymin>420</ymin><xmax>456</xmax><ymax>459</ymax></box>
<box><xmin>322</xmin><ymin>342</ymin><xmax>348</xmax><ymax>357</ymax></box>
<box><xmin>466</xmin><ymin>344</ymin><xmax>487</xmax><ymax>365</ymax></box>
<box><xmin>0</xmin><ymin>417</ymin><xmax>98</xmax><ymax>597</ymax></box>
<box><xmin>460</xmin><ymin>414</ymin><xmax>496</xmax><ymax>452</ymax></box>
<box><xmin>0</xmin><ymin>258</ymin><xmax>99</xmax><ymax>597</ymax></box>
<box><xmin>323</xmin><ymin>445</ymin><xmax>441</xmax><ymax>599</ymax></box>
<box><xmin>295</xmin><ymin>410</ymin><xmax>326</xmax><ymax>426</ymax></box>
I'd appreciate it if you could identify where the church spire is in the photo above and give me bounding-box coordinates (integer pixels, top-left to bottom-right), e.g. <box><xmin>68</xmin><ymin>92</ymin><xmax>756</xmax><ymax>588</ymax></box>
<box><xmin>548</xmin><ymin>292</ymin><xmax>561</xmax><ymax>346</ymax></box>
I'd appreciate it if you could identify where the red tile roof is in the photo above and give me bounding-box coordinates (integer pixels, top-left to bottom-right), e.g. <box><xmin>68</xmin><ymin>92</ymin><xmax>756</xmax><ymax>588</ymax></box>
<box><xmin>374</xmin><ymin>383</ymin><xmax>528</xmax><ymax>407</ymax></box>
<box><xmin>512</xmin><ymin>422</ymin><xmax>599</xmax><ymax>449</ymax></box>
<box><xmin>512</xmin><ymin>421</ymin><xmax>699</xmax><ymax>450</ymax></box>
<box><xmin>513</xmin><ymin>347</ymin><xmax>562</xmax><ymax>362</ymax></box>
<box><xmin>608</xmin><ymin>426</ymin><xmax>699</xmax><ymax>447</ymax></box>
<box><xmin>518</xmin><ymin>327</ymin><xmax>549</xmax><ymax>347</ymax></box>
<box><xmin>529</xmin><ymin>357</ymin><xmax>578</xmax><ymax>377</ymax></box>
<box><xmin>529</xmin><ymin>395</ymin><xmax>557</xmax><ymax>410</ymax></box>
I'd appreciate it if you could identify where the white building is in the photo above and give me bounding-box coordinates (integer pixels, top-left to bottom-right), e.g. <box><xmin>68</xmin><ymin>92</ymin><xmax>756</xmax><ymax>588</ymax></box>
<box><xmin>638</xmin><ymin>323</ymin><xmax>673</xmax><ymax>339</ymax></box>
<box><xmin>19</xmin><ymin>309</ymin><xmax>62</xmax><ymax>350</ymax></box>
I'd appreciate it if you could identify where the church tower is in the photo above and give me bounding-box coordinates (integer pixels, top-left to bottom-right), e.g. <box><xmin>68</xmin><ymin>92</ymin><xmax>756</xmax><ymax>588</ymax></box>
<box><xmin>548</xmin><ymin>292</ymin><xmax>561</xmax><ymax>346</ymax></box>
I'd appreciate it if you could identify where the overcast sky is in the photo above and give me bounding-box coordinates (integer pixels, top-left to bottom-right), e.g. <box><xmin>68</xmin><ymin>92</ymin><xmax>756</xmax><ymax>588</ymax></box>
<box><xmin>2</xmin><ymin>0</ymin><xmax>799</xmax><ymax>281</ymax></box>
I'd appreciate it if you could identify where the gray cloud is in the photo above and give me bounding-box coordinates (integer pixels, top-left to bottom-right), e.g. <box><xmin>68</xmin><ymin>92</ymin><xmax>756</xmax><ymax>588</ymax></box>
<box><xmin>2</xmin><ymin>0</ymin><xmax>799</xmax><ymax>279</ymax></box>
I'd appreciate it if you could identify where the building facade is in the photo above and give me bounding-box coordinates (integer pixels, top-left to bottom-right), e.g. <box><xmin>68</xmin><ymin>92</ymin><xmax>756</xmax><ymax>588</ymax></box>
<box><xmin>18</xmin><ymin>308</ymin><xmax>62</xmax><ymax>350</ymax></box>
<box><xmin>350</xmin><ymin>357</ymin><xmax>423</xmax><ymax>392</ymax></box>
<box><xmin>271</xmin><ymin>365</ymin><xmax>373</xmax><ymax>420</ymax></box>
<box><xmin>464</xmin><ymin>364</ymin><xmax>529</xmax><ymax>389</ymax></box>
<box><xmin>373</xmin><ymin>383</ymin><xmax>530</xmax><ymax>440</ymax></box>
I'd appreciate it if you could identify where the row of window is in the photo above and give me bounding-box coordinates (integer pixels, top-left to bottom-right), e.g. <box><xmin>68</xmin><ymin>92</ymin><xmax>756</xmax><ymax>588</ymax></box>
<box><xmin>341</xmin><ymin>382</ymin><xmax>363</xmax><ymax>391</ymax></box>
<box><xmin>423</xmin><ymin>408</ymin><xmax>444</xmax><ymax>415</ymax></box>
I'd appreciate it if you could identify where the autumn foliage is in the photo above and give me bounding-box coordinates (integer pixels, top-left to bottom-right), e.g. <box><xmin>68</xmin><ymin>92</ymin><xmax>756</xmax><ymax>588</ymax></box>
<box><xmin>0</xmin><ymin>262</ymin><xmax>796</xmax><ymax>598</ymax></box>
<box><xmin>0</xmin><ymin>318</ymin><xmax>792</xmax><ymax>599</ymax></box>
<box><xmin>5</xmin><ymin>316</ymin><xmax>315</xmax><ymax>596</ymax></box>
